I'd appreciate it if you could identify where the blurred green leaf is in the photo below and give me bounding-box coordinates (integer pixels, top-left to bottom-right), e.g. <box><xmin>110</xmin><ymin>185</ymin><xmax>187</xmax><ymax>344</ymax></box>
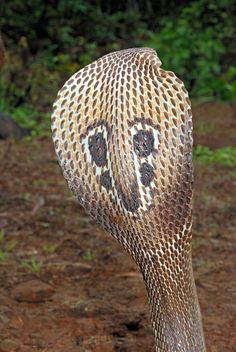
<box><xmin>193</xmin><ymin>146</ymin><xmax>236</xmax><ymax>166</ymax></box>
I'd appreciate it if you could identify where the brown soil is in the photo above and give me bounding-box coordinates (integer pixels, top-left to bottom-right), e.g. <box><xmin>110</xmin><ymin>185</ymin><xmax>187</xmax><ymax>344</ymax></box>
<box><xmin>0</xmin><ymin>103</ymin><xmax>235</xmax><ymax>352</ymax></box>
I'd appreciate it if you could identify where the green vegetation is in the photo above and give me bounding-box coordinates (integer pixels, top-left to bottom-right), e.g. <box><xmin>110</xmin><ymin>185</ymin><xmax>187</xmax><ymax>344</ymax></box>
<box><xmin>83</xmin><ymin>249</ymin><xmax>93</xmax><ymax>261</ymax></box>
<box><xmin>5</xmin><ymin>239</ymin><xmax>18</xmax><ymax>252</ymax></box>
<box><xmin>194</xmin><ymin>121</ymin><xmax>215</xmax><ymax>136</ymax></box>
<box><xmin>0</xmin><ymin>229</ymin><xmax>5</xmax><ymax>243</ymax></box>
<box><xmin>0</xmin><ymin>1</ymin><xmax>236</xmax><ymax>135</ymax></box>
<box><xmin>193</xmin><ymin>146</ymin><xmax>236</xmax><ymax>166</ymax></box>
<box><xmin>0</xmin><ymin>230</ymin><xmax>18</xmax><ymax>263</ymax></box>
<box><xmin>0</xmin><ymin>251</ymin><xmax>8</xmax><ymax>262</ymax></box>
<box><xmin>21</xmin><ymin>257</ymin><xmax>41</xmax><ymax>273</ymax></box>
<box><xmin>146</xmin><ymin>1</ymin><xmax>236</xmax><ymax>100</ymax></box>
<box><xmin>42</xmin><ymin>243</ymin><xmax>57</xmax><ymax>254</ymax></box>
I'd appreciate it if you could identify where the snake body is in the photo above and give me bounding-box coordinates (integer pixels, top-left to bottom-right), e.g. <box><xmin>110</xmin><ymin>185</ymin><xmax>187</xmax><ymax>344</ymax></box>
<box><xmin>51</xmin><ymin>48</ymin><xmax>206</xmax><ymax>351</ymax></box>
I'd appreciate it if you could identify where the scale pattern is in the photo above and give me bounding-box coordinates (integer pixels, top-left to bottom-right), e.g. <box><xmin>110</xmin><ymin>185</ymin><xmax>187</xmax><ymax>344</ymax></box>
<box><xmin>51</xmin><ymin>48</ymin><xmax>206</xmax><ymax>351</ymax></box>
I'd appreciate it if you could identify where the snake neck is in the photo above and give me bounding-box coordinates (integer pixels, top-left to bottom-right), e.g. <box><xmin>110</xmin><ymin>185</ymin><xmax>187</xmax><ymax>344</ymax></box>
<box><xmin>140</xmin><ymin>251</ymin><xmax>206</xmax><ymax>352</ymax></box>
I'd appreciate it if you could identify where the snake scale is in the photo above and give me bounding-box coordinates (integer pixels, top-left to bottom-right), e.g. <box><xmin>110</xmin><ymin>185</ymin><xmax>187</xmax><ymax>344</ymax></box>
<box><xmin>51</xmin><ymin>48</ymin><xmax>206</xmax><ymax>351</ymax></box>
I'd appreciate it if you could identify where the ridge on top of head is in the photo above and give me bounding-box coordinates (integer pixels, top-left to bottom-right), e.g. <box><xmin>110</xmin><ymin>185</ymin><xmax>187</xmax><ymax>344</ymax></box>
<box><xmin>97</xmin><ymin>47</ymin><xmax>162</xmax><ymax>67</ymax></box>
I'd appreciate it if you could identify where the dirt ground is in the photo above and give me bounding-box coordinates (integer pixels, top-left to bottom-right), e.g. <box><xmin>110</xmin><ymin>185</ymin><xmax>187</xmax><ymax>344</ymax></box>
<box><xmin>0</xmin><ymin>103</ymin><xmax>235</xmax><ymax>352</ymax></box>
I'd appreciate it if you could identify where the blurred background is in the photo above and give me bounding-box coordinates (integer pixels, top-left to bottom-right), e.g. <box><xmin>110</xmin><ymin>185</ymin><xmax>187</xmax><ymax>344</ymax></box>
<box><xmin>0</xmin><ymin>1</ymin><xmax>235</xmax><ymax>352</ymax></box>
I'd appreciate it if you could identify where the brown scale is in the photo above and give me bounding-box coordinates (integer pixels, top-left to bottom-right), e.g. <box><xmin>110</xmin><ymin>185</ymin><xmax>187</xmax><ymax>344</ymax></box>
<box><xmin>51</xmin><ymin>48</ymin><xmax>206</xmax><ymax>352</ymax></box>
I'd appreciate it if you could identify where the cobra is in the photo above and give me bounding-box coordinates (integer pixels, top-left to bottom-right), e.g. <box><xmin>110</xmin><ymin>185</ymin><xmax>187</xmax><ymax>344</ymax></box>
<box><xmin>51</xmin><ymin>48</ymin><xmax>206</xmax><ymax>352</ymax></box>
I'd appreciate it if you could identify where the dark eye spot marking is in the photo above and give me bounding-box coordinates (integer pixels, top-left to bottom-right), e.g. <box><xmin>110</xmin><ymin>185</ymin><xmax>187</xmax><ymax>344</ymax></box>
<box><xmin>140</xmin><ymin>162</ymin><xmax>154</xmax><ymax>186</ymax></box>
<box><xmin>133</xmin><ymin>130</ymin><xmax>154</xmax><ymax>157</ymax></box>
<box><xmin>100</xmin><ymin>170</ymin><xmax>112</xmax><ymax>191</ymax></box>
<box><xmin>88</xmin><ymin>133</ymin><xmax>107</xmax><ymax>167</ymax></box>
